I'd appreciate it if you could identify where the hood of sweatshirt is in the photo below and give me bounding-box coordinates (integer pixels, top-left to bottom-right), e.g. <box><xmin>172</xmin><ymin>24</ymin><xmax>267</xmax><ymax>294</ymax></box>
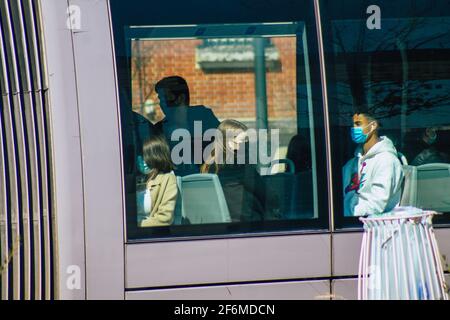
<box><xmin>354</xmin><ymin>136</ymin><xmax>399</xmax><ymax>160</ymax></box>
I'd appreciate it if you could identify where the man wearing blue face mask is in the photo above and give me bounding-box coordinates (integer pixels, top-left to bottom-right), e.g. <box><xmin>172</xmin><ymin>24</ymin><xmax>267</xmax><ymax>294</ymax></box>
<box><xmin>343</xmin><ymin>112</ymin><xmax>404</xmax><ymax>217</ymax></box>
<box><xmin>155</xmin><ymin>76</ymin><xmax>220</xmax><ymax>176</ymax></box>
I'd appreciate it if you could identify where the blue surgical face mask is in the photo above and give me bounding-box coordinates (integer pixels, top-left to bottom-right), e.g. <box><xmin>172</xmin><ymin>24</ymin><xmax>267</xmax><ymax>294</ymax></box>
<box><xmin>351</xmin><ymin>122</ymin><xmax>374</xmax><ymax>144</ymax></box>
<box><xmin>137</xmin><ymin>155</ymin><xmax>151</xmax><ymax>175</ymax></box>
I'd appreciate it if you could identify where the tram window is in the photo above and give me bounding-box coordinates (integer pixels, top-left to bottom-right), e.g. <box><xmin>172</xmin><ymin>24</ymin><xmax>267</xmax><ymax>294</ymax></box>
<box><xmin>319</xmin><ymin>0</ymin><xmax>450</xmax><ymax>228</ymax></box>
<box><xmin>110</xmin><ymin>0</ymin><xmax>329</xmax><ymax>240</ymax></box>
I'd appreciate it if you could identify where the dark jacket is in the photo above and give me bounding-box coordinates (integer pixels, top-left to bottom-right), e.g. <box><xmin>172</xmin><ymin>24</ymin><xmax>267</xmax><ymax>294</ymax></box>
<box><xmin>218</xmin><ymin>164</ymin><xmax>264</xmax><ymax>222</ymax></box>
<box><xmin>159</xmin><ymin>105</ymin><xmax>220</xmax><ymax>136</ymax></box>
<box><xmin>206</xmin><ymin>162</ymin><xmax>280</xmax><ymax>223</ymax></box>
<box><xmin>412</xmin><ymin>147</ymin><xmax>449</xmax><ymax>166</ymax></box>
<box><xmin>157</xmin><ymin>105</ymin><xmax>220</xmax><ymax>176</ymax></box>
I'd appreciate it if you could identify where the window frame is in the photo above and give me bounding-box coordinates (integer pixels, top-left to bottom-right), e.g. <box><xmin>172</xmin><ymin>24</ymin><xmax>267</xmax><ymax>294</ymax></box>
<box><xmin>318</xmin><ymin>0</ymin><xmax>450</xmax><ymax>230</ymax></box>
<box><xmin>110</xmin><ymin>0</ymin><xmax>331</xmax><ymax>242</ymax></box>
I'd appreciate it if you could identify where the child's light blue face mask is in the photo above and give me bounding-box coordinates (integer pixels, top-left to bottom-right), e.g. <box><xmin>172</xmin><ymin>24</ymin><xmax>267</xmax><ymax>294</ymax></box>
<box><xmin>351</xmin><ymin>122</ymin><xmax>375</xmax><ymax>144</ymax></box>
<box><xmin>137</xmin><ymin>155</ymin><xmax>151</xmax><ymax>175</ymax></box>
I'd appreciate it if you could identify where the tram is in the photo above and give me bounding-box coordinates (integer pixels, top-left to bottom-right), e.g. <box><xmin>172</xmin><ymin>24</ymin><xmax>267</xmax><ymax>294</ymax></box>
<box><xmin>0</xmin><ymin>0</ymin><xmax>449</xmax><ymax>300</ymax></box>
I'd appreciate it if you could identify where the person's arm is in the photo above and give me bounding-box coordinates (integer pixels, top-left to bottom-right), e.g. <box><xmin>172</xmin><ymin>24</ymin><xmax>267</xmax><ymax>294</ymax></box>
<box><xmin>353</xmin><ymin>158</ymin><xmax>403</xmax><ymax>216</ymax></box>
<box><xmin>140</xmin><ymin>175</ymin><xmax>178</xmax><ymax>227</ymax></box>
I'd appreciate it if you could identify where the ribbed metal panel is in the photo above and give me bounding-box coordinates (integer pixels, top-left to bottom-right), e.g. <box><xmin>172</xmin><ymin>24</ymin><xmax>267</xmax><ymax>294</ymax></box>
<box><xmin>0</xmin><ymin>96</ymin><xmax>9</xmax><ymax>300</ymax></box>
<box><xmin>0</xmin><ymin>1</ymin><xmax>23</xmax><ymax>300</ymax></box>
<box><xmin>11</xmin><ymin>0</ymin><xmax>43</xmax><ymax>300</ymax></box>
<box><xmin>23</xmin><ymin>0</ymin><xmax>53</xmax><ymax>300</ymax></box>
<box><xmin>0</xmin><ymin>95</ymin><xmax>22</xmax><ymax>301</ymax></box>
<box><xmin>0</xmin><ymin>2</ymin><xmax>9</xmax><ymax>300</ymax></box>
<box><xmin>0</xmin><ymin>0</ymin><xmax>57</xmax><ymax>300</ymax></box>
<box><xmin>32</xmin><ymin>0</ymin><xmax>57</xmax><ymax>300</ymax></box>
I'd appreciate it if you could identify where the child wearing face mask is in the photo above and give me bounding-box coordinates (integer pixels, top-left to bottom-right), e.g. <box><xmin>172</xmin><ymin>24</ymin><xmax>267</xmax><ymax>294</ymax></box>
<box><xmin>343</xmin><ymin>112</ymin><xmax>404</xmax><ymax>217</ymax></box>
<box><xmin>139</xmin><ymin>135</ymin><xmax>178</xmax><ymax>227</ymax></box>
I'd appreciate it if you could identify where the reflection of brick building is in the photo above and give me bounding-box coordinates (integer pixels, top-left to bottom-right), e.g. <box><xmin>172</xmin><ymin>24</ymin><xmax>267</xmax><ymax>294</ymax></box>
<box><xmin>132</xmin><ymin>37</ymin><xmax>297</xmax><ymax>125</ymax></box>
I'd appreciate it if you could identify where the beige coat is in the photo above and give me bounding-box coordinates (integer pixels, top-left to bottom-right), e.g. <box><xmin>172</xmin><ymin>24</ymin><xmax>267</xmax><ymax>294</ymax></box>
<box><xmin>140</xmin><ymin>173</ymin><xmax>178</xmax><ymax>227</ymax></box>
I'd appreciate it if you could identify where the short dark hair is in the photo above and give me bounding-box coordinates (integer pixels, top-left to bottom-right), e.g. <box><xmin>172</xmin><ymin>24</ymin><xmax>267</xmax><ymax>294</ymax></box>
<box><xmin>155</xmin><ymin>76</ymin><xmax>190</xmax><ymax>106</ymax></box>
<box><xmin>143</xmin><ymin>135</ymin><xmax>175</xmax><ymax>180</ymax></box>
<box><xmin>354</xmin><ymin>111</ymin><xmax>381</xmax><ymax>128</ymax></box>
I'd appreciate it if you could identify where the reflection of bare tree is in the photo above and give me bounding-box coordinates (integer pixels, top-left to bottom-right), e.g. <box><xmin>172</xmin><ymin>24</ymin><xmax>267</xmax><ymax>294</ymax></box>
<box><xmin>330</xmin><ymin>4</ymin><xmax>450</xmax><ymax>124</ymax></box>
<box><xmin>368</xmin><ymin>80</ymin><xmax>450</xmax><ymax>119</ymax></box>
<box><xmin>132</xmin><ymin>41</ymin><xmax>156</xmax><ymax>116</ymax></box>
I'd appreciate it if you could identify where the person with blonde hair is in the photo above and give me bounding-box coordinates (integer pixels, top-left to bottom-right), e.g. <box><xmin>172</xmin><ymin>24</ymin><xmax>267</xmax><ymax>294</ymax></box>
<box><xmin>139</xmin><ymin>135</ymin><xmax>178</xmax><ymax>227</ymax></box>
<box><xmin>201</xmin><ymin>119</ymin><xmax>249</xmax><ymax>174</ymax></box>
<box><xmin>202</xmin><ymin>120</ymin><xmax>279</xmax><ymax>222</ymax></box>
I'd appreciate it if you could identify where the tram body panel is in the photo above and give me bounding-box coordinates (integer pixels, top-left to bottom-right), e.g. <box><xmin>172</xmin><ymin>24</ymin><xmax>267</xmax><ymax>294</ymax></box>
<box><xmin>69</xmin><ymin>0</ymin><xmax>125</xmax><ymax>300</ymax></box>
<box><xmin>435</xmin><ymin>229</ymin><xmax>450</xmax><ymax>273</ymax></box>
<box><xmin>22</xmin><ymin>0</ymin><xmax>450</xmax><ymax>300</ymax></box>
<box><xmin>332</xmin><ymin>279</ymin><xmax>358</xmax><ymax>300</ymax></box>
<box><xmin>40</xmin><ymin>0</ymin><xmax>86</xmax><ymax>300</ymax></box>
<box><xmin>333</xmin><ymin>232</ymin><xmax>363</xmax><ymax>277</ymax></box>
<box><xmin>125</xmin><ymin>280</ymin><xmax>331</xmax><ymax>300</ymax></box>
<box><xmin>126</xmin><ymin>234</ymin><xmax>330</xmax><ymax>290</ymax></box>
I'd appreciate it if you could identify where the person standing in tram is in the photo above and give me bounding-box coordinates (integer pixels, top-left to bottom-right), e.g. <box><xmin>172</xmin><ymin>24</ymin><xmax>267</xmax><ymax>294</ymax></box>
<box><xmin>154</xmin><ymin>76</ymin><xmax>220</xmax><ymax>176</ymax></box>
<box><xmin>343</xmin><ymin>111</ymin><xmax>404</xmax><ymax>217</ymax></box>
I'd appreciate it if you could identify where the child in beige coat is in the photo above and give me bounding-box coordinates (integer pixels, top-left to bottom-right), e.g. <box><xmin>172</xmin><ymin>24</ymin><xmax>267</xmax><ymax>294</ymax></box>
<box><xmin>140</xmin><ymin>135</ymin><xmax>178</xmax><ymax>227</ymax></box>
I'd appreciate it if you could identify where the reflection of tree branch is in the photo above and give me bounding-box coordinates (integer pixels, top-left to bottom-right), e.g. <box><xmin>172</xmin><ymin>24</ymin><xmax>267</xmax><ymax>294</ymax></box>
<box><xmin>373</xmin><ymin>20</ymin><xmax>420</xmax><ymax>52</ymax></box>
<box><xmin>329</xmin><ymin>96</ymin><xmax>354</xmax><ymax>107</ymax></box>
<box><xmin>333</xmin><ymin>25</ymin><xmax>348</xmax><ymax>54</ymax></box>
<box><xmin>368</xmin><ymin>82</ymin><xmax>450</xmax><ymax>119</ymax></box>
<box><xmin>330</xmin><ymin>6</ymin><xmax>450</xmax><ymax>118</ymax></box>
<box><xmin>131</xmin><ymin>41</ymin><xmax>157</xmax><ymax>110</ymax></box>
<box><xmin>411</xmin><ymin>32</ymin><xmax>450</xmax><ymax>49</ymax></box>
<box><xmin>337</xmin><ymin>80</ymin><xmax>399</xmax><ymax>90</ymax></box>
<box><xmin>356</xmin><ymin>17</ymin><xmax>367</xmax><ymax>54</ymax></box>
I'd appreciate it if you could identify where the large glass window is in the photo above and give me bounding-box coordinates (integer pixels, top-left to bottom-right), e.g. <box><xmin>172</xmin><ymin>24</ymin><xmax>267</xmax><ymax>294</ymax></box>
<box><xmin>110</xmin><ymin>0</ymin><xmax>329</xmax><ymax>240</ymax></box>
<box><xmin>320</xmin><ymin>0</ymin><xmax>450</xmax><ymax>228</ymax></box>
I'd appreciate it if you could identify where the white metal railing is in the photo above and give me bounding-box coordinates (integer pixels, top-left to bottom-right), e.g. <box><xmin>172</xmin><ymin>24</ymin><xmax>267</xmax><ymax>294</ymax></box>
<box><xmin>358</xmin><ymin>208</ymin><xmax>449</xmax><ymax>300</ymax></box>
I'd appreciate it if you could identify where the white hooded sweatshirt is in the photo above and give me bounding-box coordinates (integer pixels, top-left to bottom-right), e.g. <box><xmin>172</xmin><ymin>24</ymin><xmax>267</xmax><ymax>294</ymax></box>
<box><xmin>343</xmin><ymin>136</ymin><xmax>404</xmax><ymax>217</ymax></box>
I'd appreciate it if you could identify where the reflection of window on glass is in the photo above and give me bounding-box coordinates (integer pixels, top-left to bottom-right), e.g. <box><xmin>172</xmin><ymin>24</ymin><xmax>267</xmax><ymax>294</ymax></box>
<box><xmin>138</xmin><ymin>135</ymin><xmax>178</xmax><ymax>228</ymax></box>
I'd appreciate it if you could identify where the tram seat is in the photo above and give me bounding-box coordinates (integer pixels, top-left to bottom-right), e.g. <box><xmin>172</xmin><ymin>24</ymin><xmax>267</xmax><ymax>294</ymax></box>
<box><xmin>400</xmin><ymin>165</ymin><xmax>416</xmax><ymax>207</ymax></box>
<box><xmin>401</xmin><ymin>163</ymin><xmax>450</xmax><ymax>213</ymax></box>
<box><xmin>175</xmin><ymin>174</ymin><xmax>231</xmax><ymax>224</ymax></box>
<box><xmin>173</xmin><ymin>176</ymin><xmax>184</xmax><ymax>225</ymax></box>
<box><xmin>291</xmin><ymin>171</ymin><xmax>314</xmax><ymax>219</ymax></box>
<box><xmin>262</xmin><ymin>161</ymin><xmax>314</xmax><ymax>220</ymax></box>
